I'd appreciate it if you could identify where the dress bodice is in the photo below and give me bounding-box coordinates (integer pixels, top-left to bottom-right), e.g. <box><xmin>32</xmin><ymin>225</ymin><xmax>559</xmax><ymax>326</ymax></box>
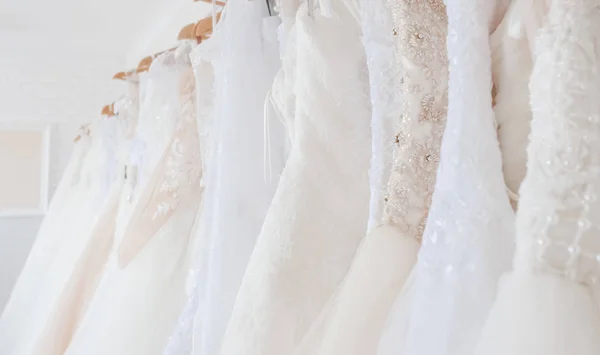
<box><xmin>117</xmin><ymin>64</ymin><xmax>202</xmax><ymax>267</ymax></box>
<box><xmin>382</xmin><ymin>0</ymin><xmax>448</xmax><ymax>240</ymax></box>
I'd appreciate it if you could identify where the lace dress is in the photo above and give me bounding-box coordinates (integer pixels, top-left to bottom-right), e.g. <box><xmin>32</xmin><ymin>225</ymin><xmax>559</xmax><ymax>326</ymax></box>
<box><xmin>217</xmin><ymin>2</ymin><xmax>372</xmax><ymax>354</ymax></box>
<box><xmin>377</xmin><ymin>0</ymin><xmax>516</xmax><ymax>354</ymax></box>
<box><xmin>291</xmin><ymin>1</ymin><xmax>448</xmax><ymax>355</ymax></box>
<box><xmin>64</xmin><ymin>44</ymin><xmax>203</xmax><ymax>355</ymax></box>
<box><xmin>475</xmin><ymin>1</ymin><xmax>600</xmax><ymax>354</ymax></box>
<box><xmin>0</xmin><ymin>117</ymin><xmax>121</xmax><ymax>355</ymax></box>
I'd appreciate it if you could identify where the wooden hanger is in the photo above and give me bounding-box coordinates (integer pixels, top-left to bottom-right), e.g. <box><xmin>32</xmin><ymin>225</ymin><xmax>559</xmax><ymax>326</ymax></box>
<box><xmin>113</xmin><ymin>70</ymin><xmax>137</xmax><ymax>81</ymax></box>
<box><xmin>136</xmin><ymin>46</ymin><xmax>179</xmax><ymax>73</ymax></box>
<box><xmin>136</xmin><ymin>55</ymin><xmax>154</xmax><ymax>73</ymax></box>
<box><xmin>194</xmin><ymin>0</ymin><xmax>226</xmax><ymax>6</ymax></box>
<box><xmin>178</xmin><ymin>22</ymin><xmax>199</xmax><ymax>42</ymax></box>
<box><xmin>196</xmin><ymin>12</ymin><xmax>222</xmax><ymax>40</ymax></box>
<box><xmin>101</xmin><ymin>103</ymin><xmax>116</xmax><ymax>117</ymax></box>
<box><xmin>74</xmin><ymin>124</ymin><xmax>91</xmax><ymax>142</ymax></box>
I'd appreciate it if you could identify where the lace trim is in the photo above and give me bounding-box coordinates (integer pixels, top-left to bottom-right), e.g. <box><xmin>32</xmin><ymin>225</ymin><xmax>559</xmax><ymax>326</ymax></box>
<box><xmin>382</xmin><ymin>0</ymin><xmax>448</xmax><ymax>241</ymax></box>
<box><xmin>117</xmin><ymin>69</ymin><xmax>202</xmax><ymax>267</ymax></box>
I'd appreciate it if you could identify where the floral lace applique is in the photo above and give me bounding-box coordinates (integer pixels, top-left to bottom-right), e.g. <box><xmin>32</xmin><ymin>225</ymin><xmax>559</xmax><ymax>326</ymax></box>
<box><xmin>383</xmin><ymin>0</ymin><xmax>449</xmax><ymax>241</ymax></box>
<box><xmin>152</xmin><ymin>71</ymin><xmax>202</xmax><ymax>220</ymax></box>
<box><xmin>118</xmin><ymin>69</ymin><xmax>203</xmax><ymax>267</ymax></box>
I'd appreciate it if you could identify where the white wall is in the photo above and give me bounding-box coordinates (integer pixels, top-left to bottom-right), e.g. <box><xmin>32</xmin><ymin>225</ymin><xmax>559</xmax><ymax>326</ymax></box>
<box><xmin>0</xmin><ymin>0</ymin><xmax>211</xmax><ymax>311</ymax></box>
<box><xmin>0</xmin><ymin>121</ymin><xmax>78</xmax><ymax>309</ymax></box>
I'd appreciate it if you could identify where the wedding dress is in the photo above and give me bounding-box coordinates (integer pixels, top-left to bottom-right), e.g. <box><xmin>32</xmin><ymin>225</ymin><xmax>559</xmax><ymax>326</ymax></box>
<box><xmin>164</xmin><ymin>3</ymin><xmax>284</xmax><ymax>354</ymax></box>
<box><xmin>475</xmin><ymin>1</ymin><xmax>600</xmax><ymax>354</ymax></box>
<box><xmin>162</xmin><ymin>36</ymin><xmax>217</xmax><ymax>355</ymax></box>
<box><xmin>377</xmin><ymin>0</ymin><xmax>516</xmax><ymax>354</ymax></box>
<box><xmin>217</xmin><ymin>2</ymin><xmax>372</xmax><ymax>355</ymax></box>
<box><xmin>0</xmin><ymin>126</ymin><xmax>91</xmax><ymax>354</ymax></box>
<box><xmin>291</xmin><ymin>1</ymin><xmax>448</xmax><ymax>354</ymax></box>
<box><xmin>0</xmin><ymin>113</ymin><xmax>126</xmax><ymax>355</ymax></box>
<box><xmin>64</xmin><ymin>43</ymin><xmax>203</xmax><ymax>355</ymax></box>
<box><xmin>21</xmin><ymin>84</ymin><xmax>142</xmax><ymax>355</ymax></box>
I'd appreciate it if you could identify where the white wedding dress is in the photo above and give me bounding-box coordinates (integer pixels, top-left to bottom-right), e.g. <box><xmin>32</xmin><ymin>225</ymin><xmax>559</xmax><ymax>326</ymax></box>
<box><xmin>0</xmin><ymin>111</ymin><xmax>128</xmax><ymax>355</ymax></box>
<box><xmin>291</xmin><ymin>1</ymin><xmax>449</xmax><ymax>354</ymax></box>
<box><xmin>64</xmin><ymin>43</ymin><xmax>203</xmax><ymax>355</ymax></box>
<box><xmin>475</xmin><ymin>1</ymin><xmax>600</xmax><ymax>354</ymax></box>
<box><xmin>0</xmin><ymin>127</ymin><xmax>92</xmax><ymax>355</ymax></box>
<box><xmin>164</xmin><ymin>3</ymin><xmax>285</xmax><ymax>354</ymax></box>
<box><xmin>162</xmin><ymin>36</ymin><xmax>217</xmax><ymax>355</ymax></box>
<box><xmin>218</xmin><ymin>2</ymin><xmax>372</xmax><ymax>355</ymax></box>
<box><xmin>377</xmin><ymin>0</ymin><xmax>517</xmax><ymax>354</ymax></box>
<box><xmin>22</xmin><ymin>83</ymin><xmax>142</xmax><ymax>355</ymax></box>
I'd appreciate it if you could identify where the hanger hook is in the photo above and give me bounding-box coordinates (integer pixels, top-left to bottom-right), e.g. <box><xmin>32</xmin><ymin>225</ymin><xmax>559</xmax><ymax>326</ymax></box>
<box><xmin>266</xmin><ymin>0</ymin><xmax>273</xmax><ymax>16</ymax></box>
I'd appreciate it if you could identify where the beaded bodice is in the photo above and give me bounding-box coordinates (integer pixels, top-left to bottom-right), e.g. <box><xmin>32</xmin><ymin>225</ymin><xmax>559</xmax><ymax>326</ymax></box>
<box><xmin>382</xmin><ymin>0</ymin><xmax>448</xmax><ymax>241</ymax></box>
<box><xmin>516</xmin><ymin>0</ymin><xmax>600</xmax><ymax>286</ymax></box>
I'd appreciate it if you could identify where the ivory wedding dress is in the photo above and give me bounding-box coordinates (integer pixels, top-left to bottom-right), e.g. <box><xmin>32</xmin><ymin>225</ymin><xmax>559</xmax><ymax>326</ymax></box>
<box><xmin>291</xmin><ymin>1</ymin><xmax>448</xmax><ymax>354</ymax></box>
<box><xmin>64</xmin><ymin>43</ymin><xmax>203</xmax><ymax>355</ymax></box>
<box><xmin>475</xmin><ymin>1</ymin><xmax>600</xmax><ymax>354</ymax></box>
<box><xmin>0</xmin><ymin>126</ymin><xmax>91</xmax><ymax>354</ymax></box>
<box><xmin>164</xmin><ymin>3</ymin><xmax>284</xmax><ymax>354</ymax></box>
<box><xmin>0</xmin><ymin>113</ymin><xmax>127</xmax><ymax>355</ymax></box>
<box><xmin>21</xmin><ymin>83</ymin><xmax>142</xmax><ymax>355</ymax></box>
<box><xmin>218</xmin><ymin>2</ymin><xmax>372</xmax><ymax>355</ymax></box>
<box><xmin>377</xmin><ymin>0</ymin><xmax>516</xmax><ymax>354</ymax></box>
